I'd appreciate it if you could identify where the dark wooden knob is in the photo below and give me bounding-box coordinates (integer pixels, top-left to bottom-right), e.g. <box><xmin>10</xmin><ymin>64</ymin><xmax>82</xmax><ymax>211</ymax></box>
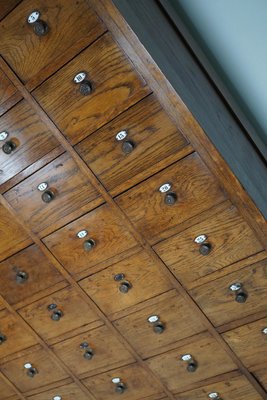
<box><xmin>51</xmin><ymin>309</ymin><xmax>63</xmax><ymax>321</ymax></box>
<box><xmin>119</xmin><ymin>281</ymin><xmax>131</xmax><ymax>294</ymax></box>
<box><xmin>16</xmin><ymin>270</ymin><xmax>29</xmax><ymax>283</ymax></box>
<box><xmin>164</xmin><ymin>192</ymin><xmax>177</xmax><ymax>205</ymax></box>
<box><xmin>33</xmin><ymin>20</ymin><xmax>49</xmax><ymax>36</ymax></box>
<box><xmin>83</xmin><ymin>239</ymin><xmax>96</xmax><ymax>251</ymax></box>
<box><xmin>122</xmin><ymin>140</ymin><xmax>135</xmax><ymax>154</ymax></box>
<box><xmin>235</xmin><ymin>291</ymin><xmax>248</xmax><ymax>303</ymax></box>
<box><xmin>153</xmin><ymin>322</ymin><xmax>165</xmax><ymax>334</ymax></box>
<box><xmin>27</xmin><ymin>367</ymin><xmax>38</xmax><ymax>378</ymax></box>
<box><xmin>0</xmin><ymin>333</ymin><xmax>7</xmax><ymax>345</ymax></box>
<box><xmin>2</xmin><ymin>140</ymin><xmax>16</xmax><ymax>154</ymax></box>
<box><xmin>115</xmin><ymin>383</ymin><xmax>126</xmax><ymax>394</ymax></box>
<box><xmin>199</xmin><ymin>243</ymin><xmax>211</xmax><ymax>256</ymax></box>
<box><xmin>83</xmin><ymin>349</ymin><xmax>94</xmax><ymax>360</ymax></box>
<box><xmin>187</xmin><ymin>361</ymin><xmax>198</xmax><ymax>372</ymax></box>
<box><xmin>41</xmin><ymin>190</ymin><xmax>55</xmax><ymax>203</ymax></box>
<box><xmin>79</xmin><ymin>80</ymin><xmax>92</xmax><ymax>96</ymax></box>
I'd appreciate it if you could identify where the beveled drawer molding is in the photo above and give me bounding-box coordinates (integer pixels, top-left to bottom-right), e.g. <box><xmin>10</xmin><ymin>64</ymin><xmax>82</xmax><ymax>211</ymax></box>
<box><xmin>0</xmin><ymin>67</ymin><xmax>22</xmax><ymax>116</ymax></box>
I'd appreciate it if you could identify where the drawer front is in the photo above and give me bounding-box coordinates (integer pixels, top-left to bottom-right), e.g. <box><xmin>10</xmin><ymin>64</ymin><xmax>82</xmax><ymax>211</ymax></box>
<box><xmin>190</xmin><ymin>259</ymin><xmax>267</xmax><ymax>327</ymax></box>
<box><xmin>18</xmin><ymin>286</ymin><xmax>101</xmax><ymax>343</ymax></box>
<box><xmin>4</xmin><ymin>152</ymin><xmax>102</xmax><ymax>236</ymax></box>
<box><xmin>26</xmin><ymin>382</ymin><xmax>90</xmax><ymax>400</ymax></box>
<box><xmin>114</xmin><ymin>291</ymin><xmax>205</xmax><ymax>358</ymax></box>
<box><xmin>154</xmin><ymin>205</ymin><xmax>263</xmax><ymax>289</ymax></box>
<box><xmin>175</xmin><ymin>375</ymin><xmax>263</xmax><ymax>400</ymax></box>
<box><xmin>33</xmin><ymin>33</ymin><xmax>150</xmax><ymax>145</ymax></box>
<box><xmin>0</xmin><ymin>375</ymin><xmax>17</xmax><ymax>399</ymax></box>
<box><xmin>52</xmin><ymin>325</ymin><xmax>135</xmax><ymax>377</ymax></box>
<box><xmin>0</xmin><ymin>309</ymin><xmax>37</xmax><ymax>360</ymax></box>
<box><xmin>0</xmin><ymin>100</ymin><xmax>60</xmax><ymax>186</ymax></box>
<box><xmin>0</xmin><ymin>245</ymin><xmax>64</xmax><ymax>306</ymax></box>
<box><xmin>79</xmin><ymin>250</ymin><xmax>173</xmax><ymax>317</ymax></box>
<box><xmin>0</xmin><ymin>204</ymin><xmax>32</xmax><ymax>262</ymax></box>
<box><xmin>116</xmin><ymin>153</ymin><xmax>227</xmax><ymax>244</ymax></box>
<box><xmin>0</xmin><ymin>68</ymin><xmax>22</xmax><ymax>116</ymax></box>
<box><xmin>43</xmin><ymin>204</ymin><xmax>137</xmax><ymax>278</ymax></box>
<box><xmin>146</xmin><ymin>332</ymin><xmax>236</xmax><ymax>393</ymax></box>
<box><xmin>0</xmin><ymin>347</ymin><xmax>69</xmax><ymax>393</ymax></box>
<box><xmin>82</xmin><ymin>363</ymin><xmax>163</xmax><ymax>400</ymax></box>
<box><xmin>0</xmin><ymin>0</ymin><xmax>105</xmax><ymax>85</ymax></box>
<box><xmin>75</xmin><ymin>94</ymin><xmax>188</xmax><ymax>193</ymax></box>
<box><xmin>223</xmin><ymin>317</ymin><xmax>267</xmax><ymax>369</ymax></box>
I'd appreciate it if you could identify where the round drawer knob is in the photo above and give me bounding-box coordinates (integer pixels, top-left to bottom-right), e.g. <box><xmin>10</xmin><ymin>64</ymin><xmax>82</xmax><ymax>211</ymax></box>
<box><xmin>51</xmin><ymin>310</ymin><xmax>63</xmax><ymax>321</ymax></box>
<box><xmin>115</xmin><ymin>383</ymin><xmax>126</xmax><ymax>394</ymax></box>
<box><xmin>2</xmin><ymin>140</ymin><xmax>16</xmax><ymax>154</ymax></box>
<box><xmin>16</xmin><ymin>270</ymin><xmax>29</xmax><ymax>283</ymax></box>
<box><xmin>199</xmin><ymin>243</ymin><xmax>211</xmax><ymax>256</ymax></box>
<box><xmin>119</xmin><ymin>281</ymin><xmax>131</xmax><ymax>294</ymax></box>
<box><xmin>122</xmin><ymin>140</ymin><xmax>135</xmax><ymax>154</ymax></box>
<box><xmin>41</xmin><ymin>190</ymin><xmax>55</xmax><ymax>203</ymax></box>
<box><xmin>83</xmin><ymin>239</ymin><xmax>96</xmax><ymax>251</ymax></box>
<box><xmin>153</xmin><ymin>323</ymin><xmax>165</xmax><ymax>334</ymax></box>
<box><xmin>164</xmin><ymin>192</ymin><xmax>177</xmax><ymax>205</ymax></box>
<box><xmin>0</xmin><ymin>333</ymin><xmax>7</xmax><ymax>345</ymax></box>
<box><xmin>33</xmin><ymin>19</ymin><xmax>49</xmax><ymax>36</ymax></box>
<box><xmin>79</xmin><ymin>80</ymin><xmax>92</xmax><ymax>96</ymax></box>
<box><xmin>84</xmin><ymin>349</ymin><xmax>94</xmax><ymax>360</ymax></box>
<box><xmin>187</xmin><ymin>361</ymin><xmax>198</xmax><ymax>372</ymax></box>
<box><xmin>235</xmin><ymin>291</ymin><xmax>248</xmax><ymax>303</ymax></box>
<box><xmin>27</xmin><ymin>367</ymin><xmax>38</xmax><ymax>378</ymax></box>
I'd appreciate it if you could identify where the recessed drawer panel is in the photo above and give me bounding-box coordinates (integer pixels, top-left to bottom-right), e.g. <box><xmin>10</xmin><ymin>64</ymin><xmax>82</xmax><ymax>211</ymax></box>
<box><xmin>147</xmin><ymin>332</ymin><xmax>236</xmax><ymax>393</ymax></box>
<box><xmin>0</xmin><ymin>375</ymin><xmax>17</xmax><ymax>399</ymax></box>
<box><xmin>33</xmin><ymin>33</ymin><xmax>150</xmax><ymax>145</ymax></box>
<box><xmin>0</xmin><ymin>346</ymin><xmax>69</xmax><ymax>393</ymax></box>
<box><xmin>0</xmin><ymin>100</ymin><xmax>60</xmax><ymax>186</ymax></box>
<box><xmin>0</xmin><ymin>245</ymin><xmax>65</xmax><ymax>307</ymax></box>
<box><xmin>52</xmin><ymin>325</ymin><xmax>135</xmax><ymax>378</ymax></box>
<box><xmin>82</xmin><ymin>363</ymin><xmax>163</xmax><ymax>400</ymax></box>
<box><xmin>43</xmin><ymin>204</ymin><xmax>137</xmax><ymax>279</ymax></box>
<box><xmin>0</xmin><ymin>0</ymin><xmax>106</xmax><ymax>86</ymax></box>
<box><xmin>190</xmin><ymin>259</ymin><xmax>267</xmax><ymax>327</ymax></box>
<box><xmin>154</xmin><ymin>205</ymin><xmax>263</xmax><ymax>289</ymax></box>
<box><xmin>114</xmin><ymin>291</ymin><xmax>205</xmax><ymax>358</ymax></box>
<box><xmin>0</xmin><ymin>68</ymin><xmax>22</xmax><ymax>116</ymax></box>
<box><xmin>4</xmin><ymin>152</ymin><xmax>102</xmax><ymax>236</ymax></box>
<box><xmin>26</xmin><ymin>382</ymin><xmax>90</xmax><ymax>400</ymax></box>
<box><xmin>75</xmin><ymin>94</ymin><xmax>188</xmax><ymax>194</ymax></box>
<box><xmin>18</xmin><ymin>286</ymin><xmax>101</xmax><ymax>343</ymax></box>
<box><xmin>175</xmin><ymin>375</ymin><xmax>263</xmax><ymax>399</ymax></box>
<box><xmin>116</xmin><ymin>153</ymin><xmax>227</xmax><ymax>244</ymax></box>
<box><xmin>79</xmin><ymin>250</ymin><xmax>173</xmax><ymax>317</ymax></box>
<box><xmin>0</xmin><ymin>204</ymin><xmax>32</xmax><ymax>262</ymax></box>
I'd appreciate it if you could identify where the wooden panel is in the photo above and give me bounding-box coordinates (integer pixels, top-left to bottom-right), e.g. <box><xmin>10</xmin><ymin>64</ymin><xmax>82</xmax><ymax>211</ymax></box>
<box><xmin>82</xmin><ymin>363</ymin><xmax>163</xmax><ymax>400</ymax></box>
<box><xmin>0</xmin><ymin>100</ymin><xmax>60</xmax><ymax>186</ymax></box>
<box><xmin>75</xmin><ymin>94</ymin><xmax>188</xmax><ymax>193</ymax></box>
<box><xmin>79</xmin><ymin>250</ymin><xmax>173</xmax><ymax>317</ymax></box>
<box><xmin>52</xmin><ymin>325</ymin><xmax>135</xmax><ymax>378</ymax></box>
<box><xmin>191</xmin><ymin>259</ymin><xmax>267</xmax><ymax>327</ymax></box>
<box><xmin>0</xmin><ymin>0</ymin><xmax>106</xmax><ymax>85</ymax></box>
<box><xmin>175</xmin><ymin>375</ymin><xmax>263</xmax><ymax>399</ymax></box>
<box><xmin>114</xmin><ymin>290</ymin><xmax>205</xmax><ymax>358</ymax></box>
<box><xmin>252</xmin><ymin>366</ymin><xmax>267</xmax><ymax>392</ymax></box>
<box><xmin>154</xmin><ymin>205</ymin><xmax>263</xmax><ymax>289</ymax></box>
<box><xmin>0</xmin><ymin>0</ymin><xmax>21</xmax><ymax>20</ymax></box>
<box><xmin>116</xmin><ymin>153</ymin><xmax>227</xmax><ymax>244</ymax></box>
<box><xmin>0</xmin><ymin>347</ymin><xmax>69</xmax><ymax>393</ymax></box>
<box><xmin>4</xmin><ymin>152</ymin><xmax>102</xmax><ymax>237</ymax></box>
<box><xmin>33</xmin><ymin>33</ymin><xmax>150</xmax><ymax>145</ymax></box>
<box><xmin>43</xmin><ymin>204</ymin><xmax>138</xmax><ymax>278</ymax></box>
<box><xmin>0</xmin><ymin>68</ymin><xmax>22</xmax><ymax>116</ymax></box>
<box><xmin>0</xmin><ymin>309</ymin><xmax>37</xmax><ymax>361</ymax></box>
<box><xmin>0</xmin><ymin>375</ymin><xmax>16</xmax><ymax>399</ymax></box>
<box><xmin>0</xmin><ymin>245</ymin><xmax>65</xmax><ymax>307</ymax></box>
<box><xmin>18</xmin><ymin>286</ymin><xmax>101</xmax><ymax>343</ymax></box>
<box><xmin>0</xmin><ymin>203</ymin><xmax>32</xmax><ymax>262</ymax></box>
<box><xmin>26</xmin><ymin>382</ymin><xmax>91</xmax><ymax>400</ymax></box>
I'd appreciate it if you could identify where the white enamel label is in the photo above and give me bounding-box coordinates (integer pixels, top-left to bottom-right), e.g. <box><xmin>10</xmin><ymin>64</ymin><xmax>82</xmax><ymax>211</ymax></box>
<box><xmin>159</xmin><ymin>183</ymin><xmax>171</xmax><ymax>193</ymax></box>
<box><xmin>208</xmin><ymin>394</ymin><xmax>219</xmax><ymax>399</ymax></box>
<box><xmin>115</xmin><ymin>130</ymin><xmax>127</xmax><ymax>141</ymax></box>
<box><xmin>194</xmin><ymin>234</ymin><xmax>207</xmax><ymax>244</ymax></box>
<box><xmin>0</xmin><ymin>132</ymin><xmax>8</xmax><ymax>141</ymax></box>
<box><xmin>76</xmin><ymin>230</ymin><xmax>88</xmax><ymax>239</ymax></box>
<box><xmin>148</xmin><ymin>315</ymin><xmax>159</xmax><ymax>323</ymax></box>
<box><xmin>24</xmin><ymin>363</ymin><xmax>32</xmax><ymax>369</ymax></box>
<box><xmin>73</xmin><ymin>72</ymin><xmax>86</xmax><ymax>83</ymax></box>
<box><xmin>262</xmin><ymin>327</ymin><xmax>267</xmax><ymax>335</ymax></box>
<box><xmin>112</xmin><ymin>377</ymin><xmax>121</xmax><ymax>384</ymax></box>
<box><xmin>229</xmin><ymin>283</ymin><xmax>241</xmax><ymax>292</ymax></box>
<box><xmin>181</xmin><ymin>354</ymin><xmax>192</xmax><ymax>361</ymax></box>
<box><xmin>37</xmin><ymin>182</ymin><xmax>48</xmax><ymax>191</ymax></box>
<box><xmin>27</xmin><ymin>11</ymin><xmax>40</xmax><ymax>24</ymax></box>
<box><xmin>53</xmin><ymin>396</ymin><xmax>62</xmax><ymax>400</ymax></box>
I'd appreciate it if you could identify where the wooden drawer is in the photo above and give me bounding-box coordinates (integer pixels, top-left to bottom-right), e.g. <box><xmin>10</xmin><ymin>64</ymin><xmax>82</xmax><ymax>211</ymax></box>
<box><xmin>0</xmin><ymin>375</ymin><xmax>17</xmax><ymax>399</ymax></box>
<box><xmin>26</xmin><ymin>382</ymin><xmax>90</xmax><ymax>400</ymax></box>
<box><xmin>0</xmin><ymin>245</ymin><xmax>65</xmax><ymax>308</ymax></box>
<box><xmin>43</xmin><ymin>204</ymin><xmax>137</xmax><ymax>279</ymax></box>
<box><xmin>154</xmin><ymin>205</ymin><xmax>263</xmax><ymax>289</ymax></box>
<box><xmin>116</xmin><ymin>153</ymin><xmax>227</xmax><ymax>244</ymax></box>
<box><xmin>190</xmin><ymin>259</ymin><xmax>267</xmax><ymax>327</ymax></box>
<box><xmin>18</xmin><ymin>286</ymin><xmax>101</xmax><ymax>344</ymax></box>
<box><xmin>82</xmin><ymin>363</ymin><xmax>163</xmax><ymax>400</ymax></box>
<box><xmin>52</xmin><ymin>325</ymin><xmax>134</xmax><ymax>378</ymax></box>
<box><xmin>223</xmin><ymin>317</ymin><xmax>267</xmax><ymax>370</ymax></box>
<box><xmin>175</xmin><ymin>375</ymin><xmax>263</xmax><ymax>399</ymax></box>
<box><xmin>0</xmin><ymin>0</ymin><xmax>105</xmax><ymax>86</ymax></box>
<box><xmin>0</xmin><ymin>308</ymin><xmax>37</xmax><ymax>360</ymax></box>
<box><xmin>0</xmin><ymin>100</ymin><xmax>60</xmax><ymax>186</ymax></box>
<box><xmin>146</xmin><ymin>332</ymin><xmax>236</xmax><ymax>393</ymax></box>
<box><xmin>4</xmin><ymin>152</ymin><xmax>102</xmax><ymax>237</ymax></box>
<box><xmin>0</xmin><ymin>68</ymin><xmax>22</xmax><ymax>116</ymax></box>
<box><xmin>0</xmin><ymin>346</ymin><xmax>69</xmax><ymax>393</ymax></box>
<box><xmin>79</xmin><ymin>249</ymin><xmax>173</xmax><ymax>318</ymax></box>
<box><xmin>75</xmin><ymin>94</ymin><xmax>188</xmax><ymax>194</ymax></box>
<box><xmin>114</xmin><ymin>290</ymin><xmax>205</xmax><ymax>358</ymax></box>
<box><xmin>0</xmin><ymin>204</ymin><xmax>32</xmax><ymax>262</ymax></box>
<box><xmin>33</xmin><ymin>33</ymin><xmax>150</xmax><ymax>145</ymax></box>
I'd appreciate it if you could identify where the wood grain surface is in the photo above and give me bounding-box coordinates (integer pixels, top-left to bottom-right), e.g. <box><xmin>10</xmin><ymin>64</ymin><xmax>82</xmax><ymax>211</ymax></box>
<box><xmin>0</xmin><ymin>68</ymin><xmax>22</xmax><ymax>116</ymax></box>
